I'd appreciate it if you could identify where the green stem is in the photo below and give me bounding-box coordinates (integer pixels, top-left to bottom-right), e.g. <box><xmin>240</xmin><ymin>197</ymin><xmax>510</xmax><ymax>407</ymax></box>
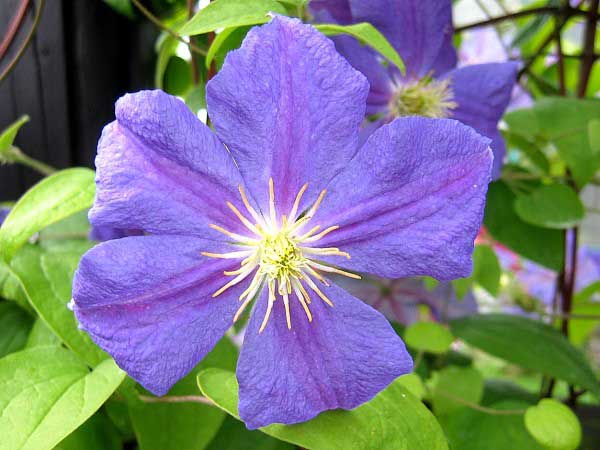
<box><xmin>8</xmin><ymin>147</ymin><xmax>56</xmax><ymax>176</ymax></box>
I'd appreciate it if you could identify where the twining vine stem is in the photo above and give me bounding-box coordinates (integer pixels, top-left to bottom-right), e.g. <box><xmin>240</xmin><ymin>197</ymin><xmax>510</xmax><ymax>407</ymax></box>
<box><xmin>130</xmin><ymin>0</ymin><xmax>207</xmax><ymax>56</ymax></box>
<box><xmin>139</xmin><ymin>394</ymin><xmax>215</xmax><ymax>405</ymax></box>
<box><xmin>0</xmin><ymin>0</ymin><xmax>45</xmax><ymax>83</ymax></box>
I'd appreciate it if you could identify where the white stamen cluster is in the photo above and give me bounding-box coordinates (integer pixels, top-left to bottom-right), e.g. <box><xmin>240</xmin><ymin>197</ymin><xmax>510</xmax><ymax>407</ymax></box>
<box><xmin>203</xmin><ymin>179</ymin><xmax>359</xmax><ymax>333</ymax></box>
<box><xmin>390</xmin><ymin>76</ymin><xmax>457</xmax><ymax>119</ymax></box>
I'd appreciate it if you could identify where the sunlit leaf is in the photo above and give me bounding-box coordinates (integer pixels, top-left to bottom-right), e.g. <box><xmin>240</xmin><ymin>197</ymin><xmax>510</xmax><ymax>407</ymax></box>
<box><xmin>198</xmin><ymin>368</ymin><xmax>449</xmax><ymax>450</ymax></box>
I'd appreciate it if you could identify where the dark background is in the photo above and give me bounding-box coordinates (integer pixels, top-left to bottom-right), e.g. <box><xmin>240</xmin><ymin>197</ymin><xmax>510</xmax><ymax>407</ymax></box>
<box><xmin>0</xmin><ymin>0</ymin><xmax>156</xmax><ymax>200</ymax></box>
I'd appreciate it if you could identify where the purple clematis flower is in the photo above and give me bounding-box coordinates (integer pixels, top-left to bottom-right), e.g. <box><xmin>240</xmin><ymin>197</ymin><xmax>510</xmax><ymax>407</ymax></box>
<box><xmin>0</xmin><ymin>207</ymin><xmax>9</xmax><ymax>225</ymax></box>
<box><xmin>333</xmin><ymin>275</ymin><xmax>478</xmax><ymax>325</ymax></box>
<box><xmin>310</xmin><ymin>0</ymin><xmax>517</xmax><ymax>177</ymax></box>
<box><xmin>71</xmin><ymin>17</ymin><xmax>493</xmax><ymax>428</ymax></box>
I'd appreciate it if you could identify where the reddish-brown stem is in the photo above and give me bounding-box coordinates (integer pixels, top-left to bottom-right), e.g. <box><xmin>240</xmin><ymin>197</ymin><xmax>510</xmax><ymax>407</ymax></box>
<box><xmin>577</xmin><ymin>0</ymin><xmax>599</xmax><ymax>97</ymax></box>
<box><xmin>454</xmin><ymin>5</ymin><xmax>583</xmax><ymax>32</ymax></box>
<box><xmin>0</xmin><ymin>0</ymin><xmax>30</xmax><ymax>61</ymax></box>
<box><xmin>187</xmin><ymin>0</ymin><xmax>199</xmax><ymax>84</ymax></box>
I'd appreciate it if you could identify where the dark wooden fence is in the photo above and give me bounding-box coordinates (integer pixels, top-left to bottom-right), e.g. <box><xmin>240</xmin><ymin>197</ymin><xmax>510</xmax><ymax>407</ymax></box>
<box><xmin>0</xmin><ymin>0</ymin><xmax>156</xmax><ymax>201</ymax></box>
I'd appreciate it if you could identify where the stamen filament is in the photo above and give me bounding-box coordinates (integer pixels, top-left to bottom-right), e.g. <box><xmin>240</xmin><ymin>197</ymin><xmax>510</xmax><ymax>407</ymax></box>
<box><xmin>210</xmin><ymin>224</ymin><xmax>258</xmax><ymax>244</ymax></box>
<box><xmin>202</xmin><ymin>250</ymin><xmax>253</xmax><ymax>259</ymax></box>
<box><xmin>296</xmin><ymin>225</ymin><xmax>321</xmax><ymax>241</ymax></box>
<box><xmin>302</xmin><ymin>273</ymin><xmax>334</xmax><ymax>307</ymax></box>
<box><xmin>289</xmin><ymin>183</ymin><xmax>308</xmax><ymax>220</ymax></box>
<box><xmin>268</xmin><ymin>178</ymin><xmax>277</xmax><ymax>228</ymax></box>
<box><xmin>301</xmin><ymin>225</ymin><xmax>340</xmax><ymax>243</ymax></box>
<box><xmin>303</xmin><ymin>264</ymin><xmax>330</xmax><ymax>286</ymax></box>
<box><xmin>282</xmin><ymin>292</ymin><xmax>292</xmax><ymax>329</ymax></box>
<box><xmin>238</xmin><ymin>185</ymin><xmax>263</xmax><ymax>225</ymax></box>
<box><xmin>301</xmin><ymin>247</ymin><xmax>351</xmax><ymax>259</ymax></box>
<box><xmin>226</xmin><ymin>202</ymin><xmax>261</xmax><ymax>235</ymax></box>
<box><xmin>259</xmin><ymin>280</ymin><xmax>276</xmax><ymax>333</ymax></box>
<box><xmin>306</xmin><ymin>189</ymin><xmax>326</xmax><ymax>218</ymax></box>
<box><xmin>306</xmin><ymin>260</ymin><xmax>361</xmax><ymax>280</ymax></box>
<box><xmin>292</xmin><ymin>279</ymin><xmax>313</xmax><ymax>321</ymax></box>
<box><xmin>212</xmin><ymin>266</ymin><xmax>255</xmax><ymax>297</ymax></box>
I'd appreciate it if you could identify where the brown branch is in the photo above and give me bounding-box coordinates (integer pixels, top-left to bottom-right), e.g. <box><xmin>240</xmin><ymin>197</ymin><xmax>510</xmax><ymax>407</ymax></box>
<box><xmin>577</xmin><ymin>0</ymin><xmax>599</xmax><ymax>97</ymax></box>
<box><xmin>0</xmin><ymin>0</ymin><xmax>30</xmax><ymax>60</ymax></box>
<box><xmin>130</xmin><ymin>0</ymin><xmax>207</xmax><ymax>56</ymax></box>
<box><xmin>187</xmin><ymin>0</ymin><xmax>200</xmax><ymax>84</ymax></box>
<box><xmin>0</xmin><ymin>0</ymin><xmax>43</xmax><ymax>83</ymax></box>
<box><xmin>139</xmin><ymin>394</ymin><xmax>215</xmax><ymax>405</ymax></box>
<box><xmin>555</xmin><ymin>19</ymin><xmax>566</xmax><ymax>95</ymax></box>
<box><xmin>454</xmin><ymin>6</ymin><xmax>583</xmax><ymax>33</ymax></box>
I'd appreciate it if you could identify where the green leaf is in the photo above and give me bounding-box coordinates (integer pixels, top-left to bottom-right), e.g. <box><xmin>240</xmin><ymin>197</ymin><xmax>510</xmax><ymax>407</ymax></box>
<box><xmin>0</xmin><ymin>115</ymin><xmax>29</xmax><ymax>153</ymax></box>
<box><xmin>589</xmin><ymin>119</ymin><xmax>600</xmax><ymax>154</ymax></box>
<box><xmin>432</xmin><ymin>366</ymin><xmax>484</xmax><ymax>416</ymax></box>
<box><xmin>25</xmin><ymin>319</ymin><xmax>61</xmax><ymax>348</ymax></box>
<box><xmin>0</xmin><ymin>259</ymin><xmax>31</xmax><ymax>311</ymax></box>
<box><xmin>205</xmin><ymin>27</ymin><xmax>240</xmax><ymax>69</ymax></box>
<box><xmin>450</xmin><ymin>314</ymin><xmax>600</xmax><ymax>397</ymax></box>
<box><xmin>185</xmin><ymin>84</ymin><xmax>207</xmax><ymax>116</ymax></box>
<box><xmin>0</xmin><ymin>168</ymin><xmax>96</xmax><ymax>261</ymax></box>
<box><xmin>129</xmin><ymin>338</ymin><xmax>238</xmax><ymax>450</ymax></box>
<box><xmin>0</xmin><ymin>347</ymin><xmax>125</xmax><ymax>450</ymax></box>
<box><xmin>574</xmin><ymin>280</ymin><xmax>600</xmax><ymax>304</ymax></box>
<box><xmin>404</xmin><ymin>321</ymin><xmax>454</xmax><ymax>354</ymax></box>
<box><xmin>154</xmin><ymin>35</ymin><xmax>178</xmax><ymax>89</ymax></box>
<box><xmin>179</xmin><ymin>0</ymin><xmax>287</xmax><ymax>36</ymax></box>
<box><xmin>569</xmin><ymin>302</ymin><xmax>600</xmax><ymax>345</ymax></box>
<box><xmin>102</xmin><ymin>0</ymin><xmax>134</xmax><ymax>18</ymax></box>
<box><xmin>484</xmin><ymin>181</ymin><xmax>564</xmax><ymax>270</ymax></box>
<box><xmin>54</xmin><ymin>412</ymin><xmax>122</xmax><ymax>450</ymax></box>
<box><xmin>198</xmin><ymin>368</ymin><xmax>449</xmax><ymax>450</ymax></box>
<box><xmin>315</xmin><ymin>23</ymin><xmax>405</xmax><ymax>73</ymax></box>
<box><xmin>396</xmin><ymin>373</ymin><xmax>426</xmax><ymax>401</ymax></box>
<box><xmin>442</xmin><ymin>400</ymin><xmax>544</xmax><ymax>450</ymax></box>
<box><xmin>525</xmin><ymin>399</ymin><xmax>582</xmax><ymax>450</ymax></box>
<box><xmin>514</xmin><ymin>184</ymin><xmax>584</xmax><ymax>229</ymax></box>
<box><xmin>0</xmin><ymin>302</ymin><xmax>33</xmax><ymax>358</ymax></box>
<box><xmin>503</xmin><ymin>130</ymin><xmax>550</xmax><ymax>174</ymax></box>
<box><xmin>206</xmin><ymin>415</ymin><xmax>294</xmax><ymax>450</ymax></box>
<box><xmin>10</xmin><ymin>246</ymin><xmax>106</xmax><ymax>366</ymax></box>
<box><xmin>164</xmin><ymin>56</ymin><xmax>193</xmax><ymax>97</ymax></box>
<box><xmin>472</xmin><ymin>244</ymin><xmax>501</xmax><ymax>296</ymax></box>
<box><xmin>504</xmin><ymin>98</ymin><xmax>600</xmax><ymax>187</ymax></box>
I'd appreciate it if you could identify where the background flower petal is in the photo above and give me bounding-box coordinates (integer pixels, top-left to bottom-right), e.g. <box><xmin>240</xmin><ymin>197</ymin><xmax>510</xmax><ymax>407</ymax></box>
<box><xmin>90</xmin><ymin>90</ymin><xmax>252</xmax><ymax>239</ymax></box>
<box><xmin>72</xmin><ymin>235</ymin><xmax>244</xmax><ymax>395</ymax></box>
<box><xmin>445</xmin><ymin>62</ymin><xmax>518</xmax><ymax>178</ymax></box>
<box><xmin>332</xmin><ymin>36</ymin><xmax>394</xmax><ymax>116</ymax></box>
<box><xmin>206</xmin><ymin>16</ymin><xmax>368</xmax><ymax>214</ymax></box>
<box><xmin>349</xmin><ymin>0</ymin><xmax>457</xmax><ymax>77</ymax></box>
<box><xmin>315</xmin><ymin>117</ymin><xmax>493</xmax><ymax>280</ymax></box>
<box><xmin>237</xmin><ymin>283</ymin><xmax>412</xmax><ymax>429</ymax></box>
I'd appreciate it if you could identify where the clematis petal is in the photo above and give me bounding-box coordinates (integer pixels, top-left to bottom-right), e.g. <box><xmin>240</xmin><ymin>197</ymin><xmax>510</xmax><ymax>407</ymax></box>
<box><xmin>309</xmin><ymin>0</ymin><xmax>352</xmax><ymax>23</ymax></box>
<box><xmin>445</xmin><ymin>62</ymin><xmax>518</xmax><ymax>178</ymax></box>
<box><xmin>349</xmin><ymin>0</ymin><xmax>457</xmax><ymax>77</ymax></box>
<box><xmin>206</xmin><ymin>16</ymin><xmax>368</xmax><ymax>214</ymax></box>
<box><xmin>90</xmin><ymin>90</ymin><xmax>251</xmax><ymax>239</ymax></box>
<box><xmin>332</xmin><ymin>36</ymin><xmax>394</xmax><ymax>116</ymax></box>
<box><xmin>315</xmin><ymin>117</ymin><xmax>493</xmax><ymax>280</ymax></box>
<box><xmin>237</xmin><ymin>283</ymin><xmax>412</xmax><ymax>429</ymax></box>
<box><xmin>72</xmin><ymin>235</ymin><xmax>244</xmax><ymax>395</ymax></box>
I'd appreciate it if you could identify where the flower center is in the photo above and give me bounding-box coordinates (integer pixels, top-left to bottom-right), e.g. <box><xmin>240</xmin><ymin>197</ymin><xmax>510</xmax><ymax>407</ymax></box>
<box><xmin>389</xmin><ymin>77</ymin><xmax>457</xmax><ymax>119</ymax></box>
<box><xmin>202</xmin><ymin>179</ymin><xmax>359</xmax><ymax>333</ymax></box>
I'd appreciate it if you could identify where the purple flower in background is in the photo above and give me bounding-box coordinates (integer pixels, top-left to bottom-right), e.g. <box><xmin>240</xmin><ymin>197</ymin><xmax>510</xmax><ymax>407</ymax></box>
<box><xmin>310</xmin><ymin>0</ymin><xmax>517</xmax><ymax>177</ymax></box>
<box><xmin>458</xmin><ymin>28</ymin><xmax>532</xmax><ymax>111</ymax></box>
<box><xmin>0</xmin><ymin>207</ymin><xmax>9</xmax><ymax>225</ymax></box>
<box><xmin>71</xmin><ymin>17</ymin><xmax>492</xmax><ymax>428</ymax></box>
<box><xmin>334</xmin><ymin>276</ymin><xmax>478</xmax><ymax>325</ymax></box>
<box><xmin>88</xmin><ymin>225</ymin><xmax>142</xmax><ymax>242</ymax></box>
<box><xmin>497</xmin><ymin>244</ymin><xmax>600</xmax><ymax>310</ymax></box>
